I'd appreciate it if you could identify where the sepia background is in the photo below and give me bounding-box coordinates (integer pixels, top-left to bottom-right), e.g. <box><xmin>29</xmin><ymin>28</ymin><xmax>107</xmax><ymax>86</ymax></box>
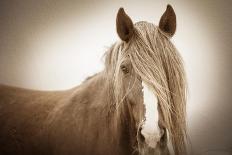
<box><xmin>0</xmin><ymin>0</ymin><xmax>231</xmax><ymax>154</ymax></box>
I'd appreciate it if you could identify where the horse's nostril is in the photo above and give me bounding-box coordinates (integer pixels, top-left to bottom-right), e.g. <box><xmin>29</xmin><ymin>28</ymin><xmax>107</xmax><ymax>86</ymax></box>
<box><xmin>138</xmin><ymin>127</ymin><xmax>145</xmax><ymax>142</ymax></box>
<box><xmin>159</xmin><ymin>128</ymin><xmax>167</xmax><ymax>146</ymax></box>
<box><xmin>160</xmin><ymin>128</ymin><xmax>165</xmax><ymax>137</ymax></box>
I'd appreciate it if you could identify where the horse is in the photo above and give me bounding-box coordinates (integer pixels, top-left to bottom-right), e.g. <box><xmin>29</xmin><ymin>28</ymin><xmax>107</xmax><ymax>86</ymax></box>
<box><xmin>0</xmin><ymin>4</ymin><xmax>187</xmax><ymax>155</ymax></box>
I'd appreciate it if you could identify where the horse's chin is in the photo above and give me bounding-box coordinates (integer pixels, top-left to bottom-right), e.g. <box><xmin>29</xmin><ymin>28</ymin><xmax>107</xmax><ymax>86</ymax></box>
<box><xmin>139</xmin><ymin>145</ymin><xmax>162</xmax><ymax>155</ymax></box>
<box><xmin>144</xmin><ymin>138</ymin><xmax>159</xmax><ymax>149</ymax></box>
<box><xmin>138</xmin><ymin>142</ymin><xmax>170</xmax><ymax>155</ymax></box>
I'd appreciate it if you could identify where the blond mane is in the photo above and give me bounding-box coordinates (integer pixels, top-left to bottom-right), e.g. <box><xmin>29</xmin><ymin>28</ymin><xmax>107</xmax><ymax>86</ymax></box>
<box><xmin>105</xmin><ymin>21</ymin><xmax>187</xmax><ymax>155</ymax></box>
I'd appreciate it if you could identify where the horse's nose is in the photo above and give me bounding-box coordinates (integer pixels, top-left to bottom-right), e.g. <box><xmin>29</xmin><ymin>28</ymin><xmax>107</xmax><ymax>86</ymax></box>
<box><xmin>139</xmin><ymin>126</ymin><xmax>165</xmax><ymax>148</ymax></box>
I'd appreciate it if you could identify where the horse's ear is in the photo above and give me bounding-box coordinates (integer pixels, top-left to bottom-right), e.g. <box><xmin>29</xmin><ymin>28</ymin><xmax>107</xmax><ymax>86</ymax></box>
<box><xmin>159</xmin><ymin>4</ymin><xmax>176</xmax><ymax>37</ymax></box>
<box><xmin>116</xmin><ymin>8</ymin><xmax>134</xmax><ymax>42</ymax></box>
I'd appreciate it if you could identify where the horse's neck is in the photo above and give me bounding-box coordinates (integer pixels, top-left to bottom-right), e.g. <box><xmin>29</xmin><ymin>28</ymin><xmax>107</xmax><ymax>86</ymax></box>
<box><xmin>81</xmin><ymin>71</ymin><xmax>135</xmax><ymax>152</ymax></box>
<box><xmin>117</xmin><ymin>99</ymin><xmax>139</xmax><ymax>153</ymax></box>
<box><xmin>47</xmin><ymin>71</ymin><xmax>136</xmax><ymax>154</ymax></box>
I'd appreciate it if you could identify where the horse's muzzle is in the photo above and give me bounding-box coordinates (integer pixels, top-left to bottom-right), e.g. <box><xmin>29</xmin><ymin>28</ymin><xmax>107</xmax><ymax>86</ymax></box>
<box><xmin>138</xmin><ymin>126</ymin><xmax>167</xmax><ymax>149</ymax></box>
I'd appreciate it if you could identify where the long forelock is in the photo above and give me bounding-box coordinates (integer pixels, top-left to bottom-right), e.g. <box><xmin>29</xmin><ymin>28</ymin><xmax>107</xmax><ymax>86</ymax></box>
<box><xmin>104</xmin><ymin>21</ymin><xmax>187</xmax><ymax>154</ymax></box>
<box><xmin>129</xmin><ymin>22</ymin><xmax>187</xmax><ymax>154</ymax></box>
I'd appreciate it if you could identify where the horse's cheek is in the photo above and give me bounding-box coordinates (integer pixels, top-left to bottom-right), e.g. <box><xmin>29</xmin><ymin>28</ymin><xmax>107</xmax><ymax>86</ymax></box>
<box><xmin>131</xmin><ymin>102</ymin><xmax>144</xmax><ymax>125</ymax></box>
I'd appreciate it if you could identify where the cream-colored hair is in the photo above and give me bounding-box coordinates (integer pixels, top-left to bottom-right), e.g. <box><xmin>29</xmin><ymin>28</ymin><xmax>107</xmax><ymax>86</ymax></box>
<box><xmin>106</xmin><ymin>21</ymin><xmax>187</xmax><ymax>155</ymax></box>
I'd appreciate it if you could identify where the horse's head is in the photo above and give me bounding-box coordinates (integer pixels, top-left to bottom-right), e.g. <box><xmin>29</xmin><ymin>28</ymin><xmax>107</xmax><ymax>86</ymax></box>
<box><xmin>105</xmin><ymin>4</ymin><xmax>187</xmax><ymax>155</ymax></box>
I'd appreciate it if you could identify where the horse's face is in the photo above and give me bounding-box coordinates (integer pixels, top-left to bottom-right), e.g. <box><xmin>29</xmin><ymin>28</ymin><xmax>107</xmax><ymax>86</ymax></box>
<box><xmin>118</xmin><ymin>52</ymin><xmax>168</xmax><ymax>152</ymax></box>
<box><xmin>115</xmin><ymin>5</ymin><xmax>180</xmax><ymax>154</ymax></box>
<box><xmin>118</xmin><ymin>57</ymin><xmax>144</xmax><ymax>122</ymax></box>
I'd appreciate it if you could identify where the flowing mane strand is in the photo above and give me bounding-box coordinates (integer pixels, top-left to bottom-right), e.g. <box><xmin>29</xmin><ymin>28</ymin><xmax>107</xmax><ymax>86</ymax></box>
<box><xmin>104</xmin><ymin>21</ymin><xmax>187</xmax><ymax>154</ymax></box>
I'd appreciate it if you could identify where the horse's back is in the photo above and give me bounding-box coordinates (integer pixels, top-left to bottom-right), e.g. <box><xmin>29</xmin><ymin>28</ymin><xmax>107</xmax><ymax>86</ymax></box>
<box><xmin>0</xmin><ymin>84</ymin><xmax>67</xmax><ymax>115</ymax></box>
<box><xmin>0</xmin><ymin>76</ymin><xmax>121</xmax><ymax>155</ymax></box>
<box><xmin>0</xmin><ymin>84</ymin><xmax>69</xmax><ymax>155</ymax></box>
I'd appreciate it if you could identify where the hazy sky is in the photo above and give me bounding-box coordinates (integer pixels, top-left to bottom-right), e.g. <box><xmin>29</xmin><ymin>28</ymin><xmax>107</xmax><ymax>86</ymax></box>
<box><xmin>0</xmin><ymin>0</ymin><xmax>231</xmax><ymax>154</ymax></box>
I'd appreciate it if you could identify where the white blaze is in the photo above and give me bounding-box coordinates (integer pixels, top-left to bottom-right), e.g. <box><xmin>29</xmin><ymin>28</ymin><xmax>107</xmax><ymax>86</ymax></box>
<box><xmin>141</xmin><ymin>81</ymin><xmax>161</xmax><ymax>148</ymax></box>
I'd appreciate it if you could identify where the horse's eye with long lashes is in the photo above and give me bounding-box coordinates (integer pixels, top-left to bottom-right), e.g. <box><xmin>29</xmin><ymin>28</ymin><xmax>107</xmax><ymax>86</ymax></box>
<box><xmin>120</xmin><ymin>65</ymin><xmax>129</xmax><ymax>74</ymax></box>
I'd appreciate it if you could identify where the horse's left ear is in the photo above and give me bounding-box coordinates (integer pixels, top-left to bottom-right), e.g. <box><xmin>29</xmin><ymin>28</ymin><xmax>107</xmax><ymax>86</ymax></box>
<box><xmin>116</xmin><ymin>8</ymin><xmax>134</xmax><ymax>42</ymax></box>
<box><xmin>159</xmin><ymin>4</ymin><xmax>176</xmax><ymax>37</ymax></box>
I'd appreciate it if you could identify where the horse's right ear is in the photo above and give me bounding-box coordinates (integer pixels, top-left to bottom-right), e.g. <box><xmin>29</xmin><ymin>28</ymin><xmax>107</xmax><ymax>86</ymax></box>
<box><xmin>116</xmin><ymin>8</ymin><xmax>134</xmax><ymax>42</ymax></box>
<box><xmin>159</xmin><ymin>4</ymin><xmax>176</xmax><ymax>37</ymax></box>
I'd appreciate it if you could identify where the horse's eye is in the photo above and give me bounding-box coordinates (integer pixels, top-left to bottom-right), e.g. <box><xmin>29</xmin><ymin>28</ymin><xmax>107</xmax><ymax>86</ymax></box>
<box><xmin>120</xmin><ymin>65</ymin><xmax>129</xmax><ymax>74</ymax></box>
